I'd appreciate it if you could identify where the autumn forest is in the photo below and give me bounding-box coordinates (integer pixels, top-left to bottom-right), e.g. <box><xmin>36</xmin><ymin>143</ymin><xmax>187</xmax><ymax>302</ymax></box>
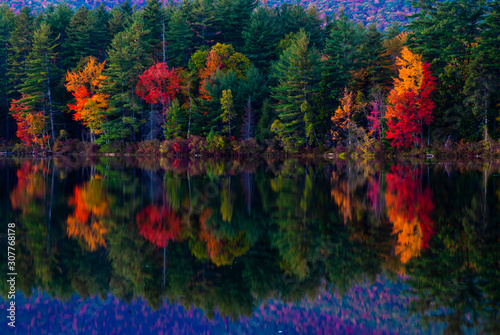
<box><xmin>0</xmin><ymin>0</ymin><xmax>498</xmax><ymax>157</ymax></box>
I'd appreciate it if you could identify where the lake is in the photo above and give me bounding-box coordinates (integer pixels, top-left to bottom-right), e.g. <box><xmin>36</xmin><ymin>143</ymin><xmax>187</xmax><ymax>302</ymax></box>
<box><xmin>0</xmin><ymin>157</ymin><xmax>498</xmax><ymax>334</ymax></box>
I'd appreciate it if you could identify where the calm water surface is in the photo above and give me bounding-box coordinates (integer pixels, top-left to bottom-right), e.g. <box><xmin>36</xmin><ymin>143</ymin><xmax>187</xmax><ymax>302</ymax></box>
<box><xmin>0</xmin><ymin>157</ymin><xmax>498</xmax><ymax>334</ymax></box>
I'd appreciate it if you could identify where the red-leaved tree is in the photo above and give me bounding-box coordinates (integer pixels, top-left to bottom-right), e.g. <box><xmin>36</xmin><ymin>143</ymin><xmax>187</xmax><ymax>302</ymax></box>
<box><xmin>136</xmin><ymin>62</ymin><xmax>182</xmax><ymax>139</ymax></box>
<box><xmin>10</xmin><ymin>97</ymin><xmax>49</xmax><ymax>149</ymax></box>
<box><xmin>385</xmin><ymin>48</ymin><xmax>436</xmax><ymax>148</ymax></box>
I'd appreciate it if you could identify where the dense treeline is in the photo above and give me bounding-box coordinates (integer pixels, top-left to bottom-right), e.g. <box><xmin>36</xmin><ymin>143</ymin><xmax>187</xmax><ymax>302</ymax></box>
<box><xmin>0</xmin><ymin>0</ymin><xmax>498</xmax><ymax>155</ymax></box>
<box><xmin>6</xmin><ymin>0</ymin><xmax>416</xmax><ymax>29</ymax></box>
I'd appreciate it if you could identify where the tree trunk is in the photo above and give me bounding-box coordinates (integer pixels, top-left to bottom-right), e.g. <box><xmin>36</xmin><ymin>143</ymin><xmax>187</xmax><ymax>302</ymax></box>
<box><xmin>150</xmin><ymin>104</ymin><xmax>154</xmax><ymax>140</ymax></box>
<box><xmin>46</xmin><ymin>56</ymin><xmax>55</xmax><ymax>143</ymax></box>
<box><xmin>162</xmin><ymin>16</ymin><xmax>166</xmax><ymax>63</ymax></box>
<box><xmin>484</xmin><ymin>104</ymin><xmax>488</xmax><ymax>145</ymax></box>
<box><xmin>187</xmin><ymin>94</ymin><xmax>192</xmax><ymax>139</ymax></box>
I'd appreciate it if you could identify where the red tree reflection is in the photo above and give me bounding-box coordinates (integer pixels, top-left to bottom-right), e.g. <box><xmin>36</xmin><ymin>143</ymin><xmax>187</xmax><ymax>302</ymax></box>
<box><xmin>385</xmin><ymin>165</ymin><xmax>434</xmax><ymax>265</ymax></box>
<box><xmin>136</xmin><ymin>205</ymin><xmax>182</xmax><ymax>248</ymax></box>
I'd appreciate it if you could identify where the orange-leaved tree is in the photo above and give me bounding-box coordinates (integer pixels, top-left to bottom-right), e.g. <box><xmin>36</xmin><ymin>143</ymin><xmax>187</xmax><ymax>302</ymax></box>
<box><xmin>331</xmin><ymin>89</ymin><xmax>357</xmax><ymax>146</ymax></box>
<box><xmin>10</xmin><ymin>96</ymin><xmax>50</xmax><ymax>149</ymax></box>
<box><xmin>385</xmin><ymin>47</ymin><xmax>436</xmax><ymax>148</ymax></box>
<box><xmin>65</xmin><ymin>58</ymin><xmax>110</xmax><ymax>143</ymax></box>
<box><xmin>196</xmin><ymin>43</ymin><xmax>251</xmax><ymax>100</ymax></box>
<box><xmin>66</xmin><ymin>176</ymin><xmax>112</xmax><ymax>251</ymax></box>
<box><xmin>197</xmin><ymin>220</ymin><xmax>250</xmax><ymax>267</ymax></box>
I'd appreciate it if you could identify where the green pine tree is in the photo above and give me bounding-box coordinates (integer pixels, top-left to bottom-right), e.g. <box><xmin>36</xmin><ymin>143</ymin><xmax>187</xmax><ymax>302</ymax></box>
<box><xmin>463</xmin><ymin>53</ymin><xmax>497</xmax><ymax>144</ymax></box>
<box><xmin>321</xmin><ymin>11</ymin><xmax>361</xmax><ymax>104</ymax></box>
<box><xmin>63</xmin><ymin>7</ymin><xmax>97</xmax><ymax>70</ymax></box>
<box><xmin>143</xmin><ymin>0</ymin><xmax>163</xmax><ymax>60</ymax></box>
<box><xmin>408</xmin><ymin>0</ymin><xmax>487</xmax><ymax>140</ymax></box>
<box><xmin>213</xmin><ymin>0</ymin><xmax>257</xmax><ymax>50</ymax></box>
<box><xmin>7</xmin><ymin>6</ymin><xmax>34</xmax><ymax>97</ymax></box>
<box><xmin>94</xmin><ymin>4</ymin><xmax>111</xmax><ymax>62</ymax></box>
<box><xmin>101</xmin><ymin>13</ymin><xmax>152</xmax><ymax>144</ymax></box>
<box><xmin>274</xmin><ymin>3</ymin><xmax>325</xmax><ymax>49</ymax></box>
<box><xmin>163</xmin><ymin>98</ymin><xmax>184</xmax><ymax>139</ymax></box>
<box><xmin>190</xmin><ymin>0</ymin><xmax>217</xmax><ymax>47</ymax></box>
<box><xmin>270</xmin><ymin>30</ymin><xmax>321</xmax><ymax>149</ymax></box>
<box><xmin>0</xmin><ymin>4</ymin><xmax>13</xmax><ymax>140</ymax></box>
<box><xmin>360</xmin><ymin>23</ymin><xmax>392</xmax><ymax>91</ymax></box>
<box><xmin>44</xmin><ymin>3</ymin><xmax>73</xmax><ymax>68</ymax></box>
<box><xmin>20</xmin><ymin>22</ymin><xmax>60</xmax><ymax>142</ymax></box>
<box><xmin>165</xmin><ymin>8</ymin><xmax>193</xmax><ymax>67</ymax></box>
<box><xmin>478</xmin><ymin>0</ymin><xmax>500</xmax><ymax>73</ymax></box>
<box><xmin>243</xmin><ymin>7</ymin><xmax>279</xmax><ymax>71</ymax></box>
<box><xmin>108</xmin><ymin>6</ymin><xmax>130</xmax><ymax>41</ymax></box>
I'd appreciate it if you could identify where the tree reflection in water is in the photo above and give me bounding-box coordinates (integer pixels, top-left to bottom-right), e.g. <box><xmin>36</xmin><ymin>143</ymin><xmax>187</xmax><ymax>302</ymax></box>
<box><xmin>0</xmin><ymin>157</ymin><xmax>498</xmax><ymax>333</ymax></box>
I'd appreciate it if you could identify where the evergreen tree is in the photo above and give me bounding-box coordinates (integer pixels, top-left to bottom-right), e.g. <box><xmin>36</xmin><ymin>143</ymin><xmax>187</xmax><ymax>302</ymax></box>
<box><xmin>463</xmin><ymin>53</ymin><xmax>497</xmax><ymax>144</ymax></box>
<box><xmin>44</xmin><ymin>4</ymin><xmax>73</xmax><ymax>68</ymax></box>
<box><xmin>213</xmin><ymin>0</ymin><xmax>257</xmax><ymax>50</ymax></box>
<box><xmin>408</xmin><ymin>0</ymin><xmax>486</xmax><ymax>73</ymax></box>
<box><xmin>165</xmin><ymin>8</ymin><xmax>193</xmax><ymax>67</ymax></box>
<box><xmin>119</xmin><ymin>0</ymin><xmax>134</xmax><ymax>18</ymax></box>
<box><xmin>237</xmin><ymin>67</ymin><xmax>268</xmax><ymax>112</ymax></box>
<box><xmin>243</xmin><ymin>7</ymin><xmax>279</xmax><ymax>71</ymax></box>
<box><xmin>270</xmin><ymin>30</ymin><xmax>321</xmax><ymax>149</ymax></box>
<box><xmin>63</xmin><ymin>7</ymin><xmax>97</xmax><ymax>69</ymax></box>
<box><xmin>479</xmin><ymin>0</ymin><xmax>500</xmax><ymax>73</ymax></box>
<box><xmin>0</xmin><ymin>4</ymin><xmax>13</xmax><ymax>140</ymax></box>
<box><xmin>190</xmin><ymin>0</ymin><xmax>217</xmax><ymax>47</ymax></box>
<box><xmin>477</xmin><ymin>0</ymin><xmax>500</xmax><ymax>128</ymax></box>
<box><xmin>108</xmin><ymin>6</ymin><xmax>130</xmax><ymax>40</ymax></box>
<box><xmin>321</xmin><ymin>11</ymin><xmax>362</xmax><ymax>104</ymax></box>
<box><xmin>101</xmin><ymin>14</ymin><xmax>152</xmax><ymax>143</ymax></box>
<box><xmin>20</xmin><ymin>22</ymin><xmax>60</xmax><ymax>142</ymax></box>
<box><xmin>163</xmin><ymin>98</ymin><xmax>183</xmax><ymax>139</ymax></box>
<box><xmin>408</xmin><ymin>0</ymin><xmax>487</xmax><ymax>140</ymax></box>
<box><xmin>7</xmin><ymin>7</ymin><xmax>34</xmax><ymax>97</ymax></box>
<box><xmin>385</xmin><ymin>21</ymin><xmax>403</xmax><ymax>41</ymax></box>
<box><xmin>274</xmin><ymin>3</ymin><xmax>325</xmax><ymax>49</ymax></box>
<box><xmin>143</xmin><ymin>0</ymin><xmax>163</xmax><ymax>60</ymax></box>
<box><xmin>94</xmin><ymin>4</ymin><xmax>111</xmax><ymax>62</ymax></box>
<box><xmin>360</xmin><ymin>24</ymin><xmax>392</xmax><ymax>91</ymax></box>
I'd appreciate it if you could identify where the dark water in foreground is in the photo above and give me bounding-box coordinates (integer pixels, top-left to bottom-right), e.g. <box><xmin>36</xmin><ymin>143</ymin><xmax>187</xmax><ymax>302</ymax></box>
<box><xmin>0</xmin><ymin>157</ymin><xmax>498</xmax><ymax>334</ymax></box>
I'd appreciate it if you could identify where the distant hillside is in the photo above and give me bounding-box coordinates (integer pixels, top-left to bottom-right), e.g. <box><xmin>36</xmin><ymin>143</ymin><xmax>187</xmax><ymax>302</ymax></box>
<box><xmin>4</xmin><ymin>0</ymin><xmax>416</xmax><ymax>29</ymax></box>
<box><xmin>269</xmin><ymin>0</ymin><xmax>415</xmax><ymax>28</ymax></box>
